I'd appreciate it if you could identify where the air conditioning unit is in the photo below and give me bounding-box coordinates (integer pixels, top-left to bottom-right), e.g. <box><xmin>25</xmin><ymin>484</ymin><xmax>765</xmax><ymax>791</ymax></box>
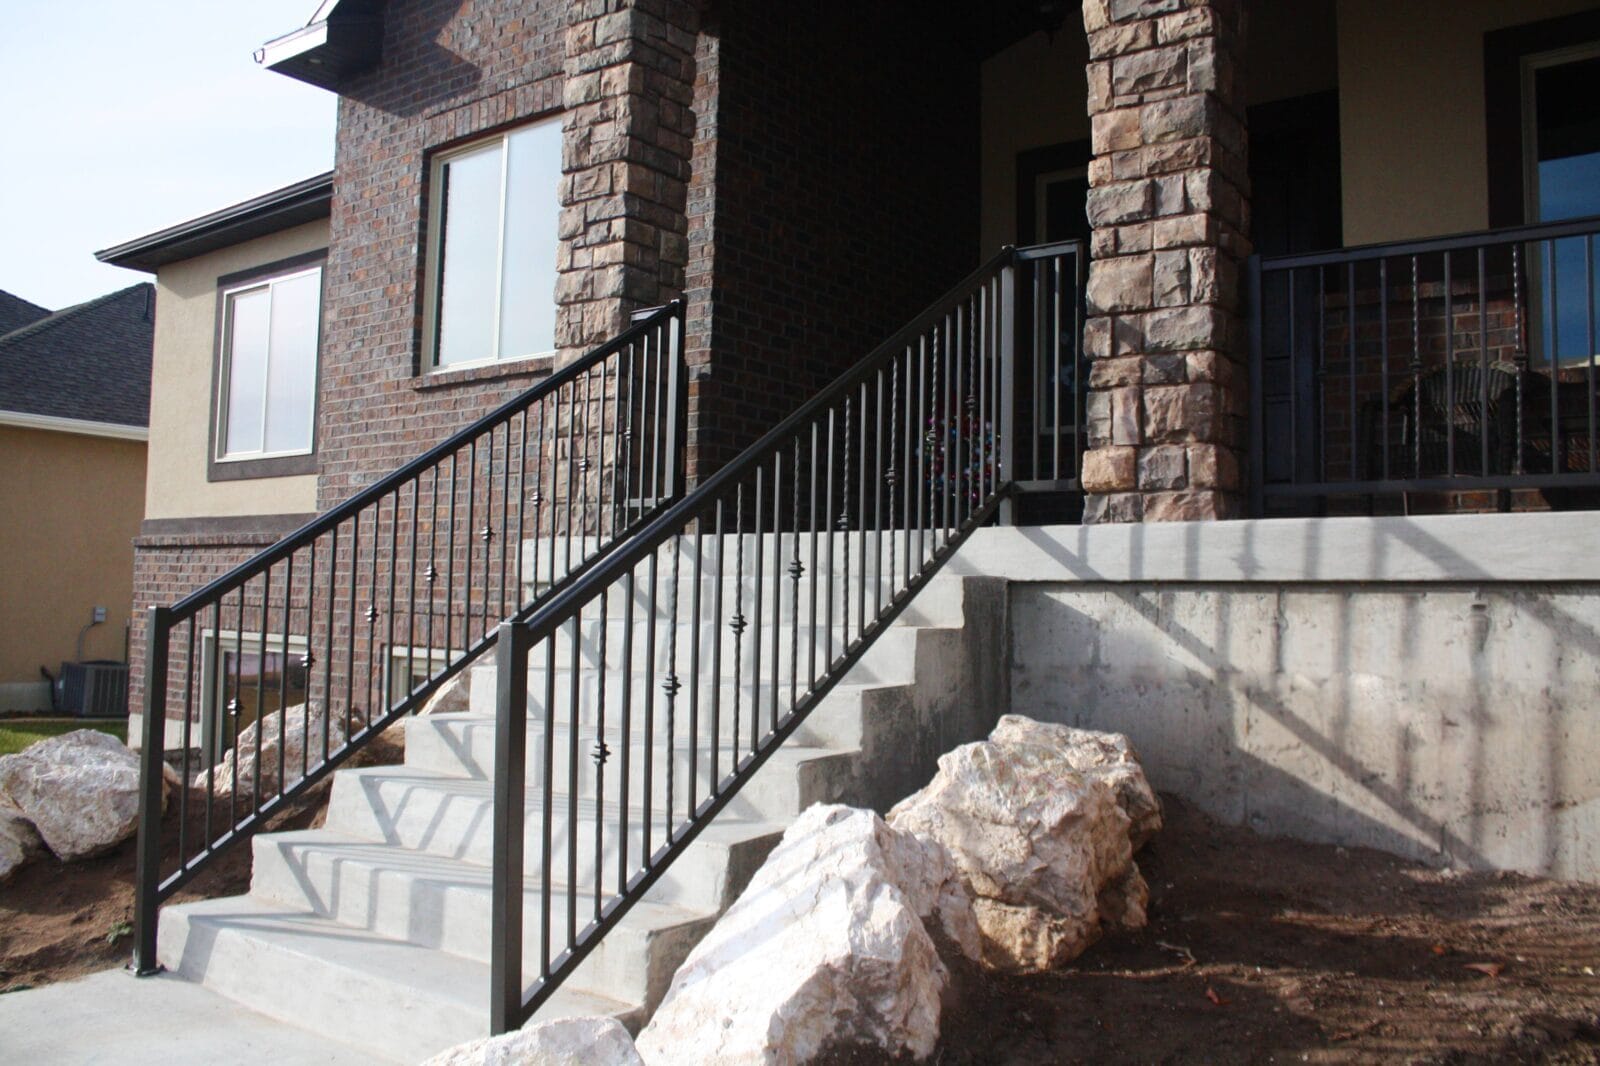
<box><xmin>58</xmin><ymin>661</ymin><xmax>129</xmax><ymax>719</ymax></box>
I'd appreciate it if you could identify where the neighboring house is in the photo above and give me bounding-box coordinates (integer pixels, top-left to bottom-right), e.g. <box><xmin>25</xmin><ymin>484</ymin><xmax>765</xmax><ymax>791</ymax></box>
<box><xmin>0</xmin><ymin>285</ymin><xmax>152</xmax><ymax>712</ymax></box>
<box><xmin>107</xmin><ymin>0</ymin><xmax>1600</xmax><ymax>1051</ymax></box>
<box><xmin>98</xmin><ymin>176</ymin><xmax>331</xmax><ymax>749</ymax></box>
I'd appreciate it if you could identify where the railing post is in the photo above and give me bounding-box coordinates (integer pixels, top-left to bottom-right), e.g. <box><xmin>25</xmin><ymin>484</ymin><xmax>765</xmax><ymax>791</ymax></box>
<box><xmin>489</xmin><ymin>619</ymin><xmax>532</xmax><ymax>1034</ymax></box>
<box><xmin>1246</xmin><ymin>254</ymin><xmax>1265</xmax><ymax>518</ymax></box>
<box><xmin>662</xmin><ymin>302</ymin><xmax>687</xmax><ymax>502</ymax></box>
<box><xmin>998</xmin><ymin>259</ymin><xmax>1018</xmax><ymax>524</ymax></box>
<box><xmin>132</xmin><ymin>604</ymin><xmax>171</xmax><ymax>975</ymax></box>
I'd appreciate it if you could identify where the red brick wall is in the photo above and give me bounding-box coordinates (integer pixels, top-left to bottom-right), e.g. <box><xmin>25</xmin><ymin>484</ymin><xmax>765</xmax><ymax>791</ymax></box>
<box><xmin>684</xmin><ymin>0</ymin><xmax>981</xmax><ymax>474</ymax></box>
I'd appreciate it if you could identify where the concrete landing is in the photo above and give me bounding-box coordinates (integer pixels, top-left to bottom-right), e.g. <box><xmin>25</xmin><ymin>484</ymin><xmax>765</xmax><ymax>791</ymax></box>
<box><xmin>0</xmin><ymin>968</ymin><xmax>396</xmax><ymax>1065</ymax></box>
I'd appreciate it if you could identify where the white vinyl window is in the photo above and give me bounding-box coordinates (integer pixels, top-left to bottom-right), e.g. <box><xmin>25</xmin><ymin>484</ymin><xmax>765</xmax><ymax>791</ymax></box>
<box><xmin>217</xmin><ymin>265</ymin><xmax>322</xmax><ymax>459</ymax></box>
<box><xmin>424</xmin><ymin>117</ymin><xmax>563</xmax><ymax>369</ymax></box>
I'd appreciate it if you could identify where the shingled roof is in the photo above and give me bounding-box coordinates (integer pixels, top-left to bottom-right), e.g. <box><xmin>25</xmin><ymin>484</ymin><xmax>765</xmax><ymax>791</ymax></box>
<box><xmin>0</xmin><ymin>290</ymin><xmax>50</xmax><ymax>337</ymax></box>
<box><xmin>0</xmin><ymin>283</ymin><xmax>154</xmax><ymax>429</ymax></box>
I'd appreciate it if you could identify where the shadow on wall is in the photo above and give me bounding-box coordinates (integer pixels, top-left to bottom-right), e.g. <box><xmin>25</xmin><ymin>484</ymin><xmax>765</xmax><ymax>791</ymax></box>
<box><xmin>1003</xmin><ymin>522</ymin><xmax>1600</xmax><ymax>882</ymax></box>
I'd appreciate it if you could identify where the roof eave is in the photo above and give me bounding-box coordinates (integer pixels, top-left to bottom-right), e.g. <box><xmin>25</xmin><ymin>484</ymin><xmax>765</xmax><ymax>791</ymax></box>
<box><xmin>95</xmin><ymin>173</ymin><xmax>334</xmax><ymax>273</ymax></box>
<box><xmin>258</xmin><ymin>3</ymin><xmax>384</xmax><ymax>93</ymax></box>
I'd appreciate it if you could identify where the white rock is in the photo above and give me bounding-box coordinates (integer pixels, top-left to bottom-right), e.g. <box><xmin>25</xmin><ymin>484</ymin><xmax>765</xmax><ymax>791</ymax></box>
<box><xmin>990</xmin><ymin>716</ymin><xmax>1163</xmax><ymax>850</ymax></box>
<box><xmin>419</xmin><ymin>669</ymin><xmax>472</xmax><ymax>715</ymax></box>
<box><xmin>421</xmin><ymin>1016</ymin><xmax>642</xmax><ymax>1066</ymax></box>
<box><xmin>0</xmin><ymin>795</ymin><xmax>42</xmax><ymax>883</ymax></box>
<box><xmin>210</xmin><ymin>703</ymin><xmax>348</xmax><ymax>800</ymax></box>
<box><xmin>636</xmin><ymin>804</ymin><xmax>972</xmax><ymax>1065</ymax></box>
<box><xmin>888</xmin><ymin>715</ymin><xmax>1153</xmax><ymax>973</ymax></box>
<box><xmin>0</xmin><ymin>729</ymin><xmax>167</xmax><ymax>861</ymax></box>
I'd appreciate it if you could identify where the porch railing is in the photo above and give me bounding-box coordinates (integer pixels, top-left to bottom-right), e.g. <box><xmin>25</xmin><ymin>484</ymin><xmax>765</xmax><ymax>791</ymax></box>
<box><xmin>1247</xmin><ymin>215</ymin><xmax>1600</xmax><ymax>513</ymax></box>
<box><xmin>486</xmin><ymin>241</ymin><xmax>1083</xmax><ymax>1030</ymax></box>
<box><xmin>132</xmin><ymin>302</ymin><xmax>686</xmax><ymax>973</ymax></box>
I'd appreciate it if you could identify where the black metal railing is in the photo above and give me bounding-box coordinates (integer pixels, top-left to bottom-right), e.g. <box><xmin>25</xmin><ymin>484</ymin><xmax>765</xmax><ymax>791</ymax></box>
<box><xmin>1248</xmin><ymin>215</ymin><xmax>1600</xmax><ymax>513</ymax></box>
<box><xmin>132</xmin><ymin>303</ymin><xmax>686</xmax><ymax>973</ymax></box>
<box><xmin>485</xmin><ymin>241</ymin><xmax>1083</xmax><ymax>1031</ymax></box>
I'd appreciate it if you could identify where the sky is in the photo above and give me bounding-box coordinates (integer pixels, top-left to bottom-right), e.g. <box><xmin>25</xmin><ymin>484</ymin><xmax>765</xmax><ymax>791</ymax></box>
<box><xmin>0</xmin><ymin>1</ymin><xmax>337</xmax><ymax>310</ymax></box>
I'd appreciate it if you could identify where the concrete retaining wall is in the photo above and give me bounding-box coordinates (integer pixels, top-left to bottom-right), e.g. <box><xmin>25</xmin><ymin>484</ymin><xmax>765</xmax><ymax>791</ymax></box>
<box><xmin>949</xmin><ymin>514</ymin><xmax>1600</xmax><ymax>882</ymax></box>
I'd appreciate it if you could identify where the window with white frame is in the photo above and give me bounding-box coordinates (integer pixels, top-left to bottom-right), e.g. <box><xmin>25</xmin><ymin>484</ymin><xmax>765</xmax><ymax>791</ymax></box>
<box><xmin>424</xmin><ymin>116</ymin><xmax>564</xmax><ymax>369</ymax></box>
<box><xmin>217</xmin><ymin>265</ymin><xmax>322</xmax><ymax>459</ymax></box>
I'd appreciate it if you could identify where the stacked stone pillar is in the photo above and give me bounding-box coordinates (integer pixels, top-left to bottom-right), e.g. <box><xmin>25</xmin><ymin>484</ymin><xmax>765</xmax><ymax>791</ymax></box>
<box><xmin>1079</xmin><ymin>0</ymin><xmax>1250</xmax><ymax>522</ymax></box>
<box><xmin>557</xmin><ymin>0</ymin><xmax>698</xmax><ymax>360</ymax></box>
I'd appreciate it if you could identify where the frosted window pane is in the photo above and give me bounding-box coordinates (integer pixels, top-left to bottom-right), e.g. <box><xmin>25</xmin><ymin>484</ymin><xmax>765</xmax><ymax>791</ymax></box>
<box><xmin>224</xmin><ymin>288</ymin><xmax>270</xmax><ymax>455</ymax></box>
<box><xmin>499</xmin><ymin>120</ymin><xmax>562</xmax><ymax>360</ymax></box>
<box><xmin>436</xmin><ymin>143</ymin><xmax>504</xmax><ymax>366</ymax></box>
<box><xmin>264</xmin><ymin>270</ymin><xmax>320</xmax><ymax>453</ymax></box>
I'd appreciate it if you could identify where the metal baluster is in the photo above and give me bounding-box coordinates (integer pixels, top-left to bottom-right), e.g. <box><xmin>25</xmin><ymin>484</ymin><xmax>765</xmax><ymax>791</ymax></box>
<box><xmin>916</xmin><ymin>336</ymin><xmax>928</xmax><ymax>569</ymax></box>
<box><xmin>807</xmin><ymin>423</ymin><xmax>818</xmax><ymax>691</ymax></box>
<box><xmin>579</xmin><ymin>370</ymin><xmax>593</xmax><ymax>564</ymax></box>
<box><xmin>566</xmin><ymin>613</ymin><xmax>579</xmax><ymax>949</ymax></box>
<box><xmin>501</xmin><ymin>415</ymin><xmax>513</xmax><ymax>613</ymax></box>
<box><xmin>564</xmin><ymin>384</ymin><xmax>577</xmax><ymax>581</ymax></box>
<box><xmin>206</xmin><ymin>602</ymin><xmax>219</xmax><ymax>845</ymax></box>
<box><xmin>772</xmin><ymin>449</ymin><xmax>783</xmax><ymax>734</ymax></box>
<box><xmin>1549</xmin><ymin>240</ymin><xmax>1564</xmax><ymax>476</ymax></box>
<box><xmin>1052</xmin><ymin>257</ymin><xmax>1063</xmax><ymax>484</ymax></box>
<box><xmin>749</xmin><ymin>469</ymin><xmax>763</xmax><ymax>760</ymax></box>
<box><xmin>425</xmin><ymin>473</ymin><xmax>437</xmax><ymax>707</ymax></box>
<box><xmin>387</xmin><ymin>490</ymin><xmax>399</xmax><ymax>716</ymax></box>
<box><xmin>875</xmin><ymin>368</ymin><xmax>885</xmax><ymax>622</ymax></box>
<box><xmin>278</xmin><ymin>556</ymin><xmax>290</xmax><ymax>799</ymax></box>
<box><xmin>1379</xmin><ymin>260</ymin><xmax>1391</xmax><ymax>481</ymax></box>
<box><xmin>617</xmin><ymin>569</ymin><xmax>633</xmax><ymax>895</ymax></box>
<box><xmin>1479</xmin><ymin>249</ymin><xmax>1491</xmax><ymax>477</ymax></box>
<box><xmin>409</xmin><ymin>478</ymin><xmax>420</xmax><ymax>697</ymax></box>
<box><xmin>465</xmin><ymin>443</ymin><xmax>476</xmax><ymax>654</ymax></box>
<box><xmin>664</xmin><ymin>533</ymin><xmax>682</xmax><ymax>841</ymax></box>
<box><xmin>1445</xmin><ymin>251</ymin><xmax>1456</xmax><ymax>477</ymax></box>
<box><xmin>593</xmin><ymin>586</ymin><xmax>608</xmax><ymax>921</ymax></box>
<box><xmin>323</xmin><ymin>525</ymin><xmax>337</xmax><ymax>765</ymax></box>
<box><xmin>302</xmin><ymin>544</ymin><xmax>314</xmax><ymax>781</ymax></box>
<box><xmin>257</xmin><ymin>568</ymin><xmax>270</xmax><ymax>813</ymax></box>
<box><xmin>539</xmin><ymin>633</ymin><xmax>556</xmax><ymax>978</ymax></box>
<box><xmin>514</xmin><ymin>410</ymin><xmax>526</xmax><ymax>617</ymax></box>
<box><xmin>446</xmin><ymin>454</ymin><xmax>457</xmax><ymax>664</ymax></box>
<box><xmin>825</xmin><ymin>408</ymin><xmax>835</xmax><ymax>671</ymax></box>
<box><xmin>1348</xmin><ymin>261</ymin><xmax>1358</xmax><ymax>483</ymax></box>
<box><xmin>888</xmin><ymin>357</ymin><xmax>900</xmax><ymax>594</ymax></box>
<box><xmin>1514</xmin><ymin>244</ymin><xmax>1527</xmax><ymax>475</ymax></box>
<box><xmin>789</xmin><ymin>437</ymin><xmax>802</xmax><ymax>717</ymax></box>
<box><xmin>178</xmin><ymin>620</ymin><xmax>194</xmax><ymax>867</ymax></box>
<box><xmin>687</xmin><ymin>517</ymin><xmax>702</xmax><ymax>820</ymax></box>
<box><xmin>643</xmin><ymin>551</ymin><xmax>658</xmax><ymax>861</ymax></box>
<box><xmin>708</xmin><ymin>500</ymin><xmax>724</xmax><ymax>794</ymax></box>
<box><xmin>1412</xmin><ymin>256</ymin><xmax>1422</xmax><ymax>480</ymax></box>
<box><xmin>729</xmin><ymin>488</ymin><xmax>745</xmax><ymax>769</ymax></box>
<box><xmin>531</xmin><ymin>403</ymin><xmax>546</xmax><ymax>601</ymax></box>
<box><xmin>1588</xmin><ymin>235</ymin><xmax>1597</xmax><ymax>473</ymax></box>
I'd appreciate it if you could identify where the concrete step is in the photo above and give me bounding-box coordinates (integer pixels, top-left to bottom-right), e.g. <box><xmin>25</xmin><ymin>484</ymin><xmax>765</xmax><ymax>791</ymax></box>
<box><xmin>323</xmin><ymin>765</ymin><xmax>793</xmax><ymax>911</ymax></box>
<box><xmin>249</xmin><ymin>828</ymin><xmax>714</xmax><ymax>1010</ymax></box>
<box><xmin>157</xmin><ymin>895</ymin><xmax>641</xmax><ymax>1064</ymax></box>
<box><xmin>466</xmin><ymin>625</ymin><xmax>927</xmax><ymax>719</ymax></box>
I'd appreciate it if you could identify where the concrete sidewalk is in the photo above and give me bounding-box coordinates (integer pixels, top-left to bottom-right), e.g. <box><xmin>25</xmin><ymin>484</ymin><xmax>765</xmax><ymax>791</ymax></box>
<box><xmin>0</xmin><ymin>969</ymin><xmax>396</xmax><ymax>1065</ymax></box>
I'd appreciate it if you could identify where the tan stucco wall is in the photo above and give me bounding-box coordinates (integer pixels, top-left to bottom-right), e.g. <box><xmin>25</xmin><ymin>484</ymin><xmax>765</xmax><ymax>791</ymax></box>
<box><xmin>1336</xmin><ymin>0</ymin><xmax>1598</xmax><ymax>246</ymax></box>
<box><xmin>145</xmin><ymin>220</ymin><xmax>327</xmax><ymax>520</ymax></box>
<box><xmin>0</xmin><ymin>426</ymin><xmax>144</xmax><ymax>691</ymax></box>
<box><xmin>979</xmin><ymin>2</ymin><xmax>1338</xmax><ymax>254</ymax></box>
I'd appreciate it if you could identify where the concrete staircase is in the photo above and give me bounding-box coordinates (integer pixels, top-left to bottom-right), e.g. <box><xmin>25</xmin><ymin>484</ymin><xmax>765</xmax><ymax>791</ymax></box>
<box><xmin>154</xmin><ymin>537</ymin><xmax>1005</xmax><ymax>1064</ymax></box>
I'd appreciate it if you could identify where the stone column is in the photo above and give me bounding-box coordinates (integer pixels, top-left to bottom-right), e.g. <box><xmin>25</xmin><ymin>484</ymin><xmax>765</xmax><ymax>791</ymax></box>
<box><xmin>1078</xmin><ymin>0</ymin><xmax>1249</xmax><ymax>522</ymax></box>
<box><xmin>558</xmin><ymin>0</ymin><xmax>698</xmax><ymax>360</ymax></box>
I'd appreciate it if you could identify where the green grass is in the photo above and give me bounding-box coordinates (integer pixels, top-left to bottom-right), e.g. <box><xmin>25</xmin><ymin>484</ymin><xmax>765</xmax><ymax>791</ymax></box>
<box><xmin>0</xmin><ymin>719</ymin><xmax>127</xmax><ymax>757</ymax></box>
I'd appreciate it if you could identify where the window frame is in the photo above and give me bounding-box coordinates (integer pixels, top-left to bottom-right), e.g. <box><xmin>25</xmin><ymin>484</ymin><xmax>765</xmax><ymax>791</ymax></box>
<box><xmin>207</xmin><ymin>250</ymin><xmax>326</xmax><ymax>482</ymax></box>
<box><xmin>420</xmin><ymin>116</ymin><xmax>564</xmax><ymax>374</ymax></box>
<box><xmin>197</xmin><ymin>627</ymin><xmax>311</xmax><ymax>768</ymax></box>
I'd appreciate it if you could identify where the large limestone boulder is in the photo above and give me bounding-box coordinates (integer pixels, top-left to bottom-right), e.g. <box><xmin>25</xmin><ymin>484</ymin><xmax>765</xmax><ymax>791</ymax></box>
<box><xmin>888</xmin><ymin>715</ymin><xmax>1156</xmax><ymax>973</ymax></box>
<box><xmin>211</xmin><ymin>703</ymin><xmax>348</xmax><ymax>800</ymax></box>
<box><xmin>0</xmin><ymin>795</ymin><xmax>42</xmax><ymax>882</ymax></box>
<box><xmin>419</xmin><ymin>669</ymin><xmax>472</xmax><ymax>715</ymax></box>
<box><xmin>0</xmin><ymin>729</ymin><xmax>167</xmax><ymax>861</ymax></box>
<box><xmin>636</xmin><ymin>804</ymin><xmax>976</xmax><ymax>1066</ymax></box>
<box><xmin>990</xmin><ymin>716</ymin><xmax>1162</xmax><ymax>850</ymax></box>
<box><xmin>421</xmin><ymin>1016</ymin><xmax>642</xmax><ymax>1066</ymax></box>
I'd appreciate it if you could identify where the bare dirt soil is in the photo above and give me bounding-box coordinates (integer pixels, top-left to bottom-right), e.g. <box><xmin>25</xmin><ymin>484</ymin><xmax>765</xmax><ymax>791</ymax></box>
<box><xmin>0</xmin><ymin>730</ymin><xmax>404</xmax><ymax>994</ymax></box>
<box><xmin>926</xmin><ymin>797</ymin><xmax>1600</xmax><ymax>1065</ymax></box>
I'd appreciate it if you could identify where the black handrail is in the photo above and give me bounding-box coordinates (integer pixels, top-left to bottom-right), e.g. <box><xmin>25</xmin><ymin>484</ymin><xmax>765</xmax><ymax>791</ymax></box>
<box><xmin>486</xmin><ymin>241</ymin><xmax>1086</xmax><ymax>1031</ymax></box>
<box><xmin>133</xmin><ymin>302</ymin><xmax>687</xmax><ymax>973</ymax></box>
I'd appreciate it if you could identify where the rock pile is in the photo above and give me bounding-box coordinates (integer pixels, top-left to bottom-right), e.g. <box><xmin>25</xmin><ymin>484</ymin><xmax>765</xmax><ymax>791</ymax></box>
<box><xmin>636</xmin><ymin>804</ymin><xmax>977</xmax><ymax>1065</ymax></box>
<box><xmin>889</xmin><ymin>715</ymin><xmax>1160</xmax><ymax>973</ymax></box>
<box><xmin>0</xmin><ymin>728</ymin><xmax>172</xmax><ymax>871</ymax></box>
<box><xmin>421</xmin><ymin>1016</ymin><xmax>642</xmax><ymax>1066</ymax></box>
<box><xmin>210</xmin><ymin>703</ymin><xmax>347</xmax><ymax>800</ymax></box>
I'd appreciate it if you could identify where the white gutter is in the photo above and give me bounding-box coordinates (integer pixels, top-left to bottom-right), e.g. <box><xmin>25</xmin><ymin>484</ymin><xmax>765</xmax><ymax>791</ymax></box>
<box><xmin>0</xmin><ymin>410</ymin><xmax>148</xmax><ymax>441</ymax></box>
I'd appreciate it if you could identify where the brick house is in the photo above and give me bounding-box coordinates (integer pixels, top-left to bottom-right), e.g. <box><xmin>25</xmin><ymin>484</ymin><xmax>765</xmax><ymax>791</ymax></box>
<box><xmin>103</xmin><ymin>0</ymin><xmax>1600</xmax><ymax>1051</ymax></box>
